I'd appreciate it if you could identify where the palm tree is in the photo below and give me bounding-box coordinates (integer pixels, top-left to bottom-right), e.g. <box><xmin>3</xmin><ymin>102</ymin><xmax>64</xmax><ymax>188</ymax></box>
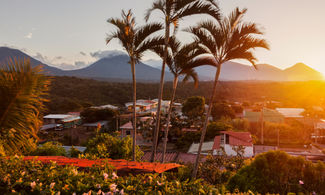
<box><xmin>145</xmin><ymin>0</ymin><xmax>220</xmax><ymax>162</ymax></box>
<box><xmin>106</xmin><ymin>10</ymin><xmax>163</xmax><ymax>161</ymax></box>
<box><xmin>0</xmin><ymin>59</ymin><xmax>50</xmax><ymax>155</ymax></box>
<box><xmin>188</xmin><ymin>8</ymin><xmax>270</xmax><ymax>177</ymax></box>
<box><xmin>151</xmin><ymin>38</ymin><xmax>204</xmax><ymax>162</ymax></box>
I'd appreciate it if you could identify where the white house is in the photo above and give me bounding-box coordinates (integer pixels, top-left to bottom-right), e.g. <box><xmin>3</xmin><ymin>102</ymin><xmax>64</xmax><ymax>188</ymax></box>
<box><xmin>213</xmin><ymin>131</ymin><xmax>254</xmax><ymax>157</ymax></box>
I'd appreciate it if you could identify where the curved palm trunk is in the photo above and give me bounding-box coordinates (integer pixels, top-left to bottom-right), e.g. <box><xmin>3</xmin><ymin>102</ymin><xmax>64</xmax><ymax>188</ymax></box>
<box><xmin>161</xmin><ymin>76</ymin><xmax>178</xmax><ymax>163</ymax></box>
<box><xmin>131</xmin><ymin>59</ymin><xmax>137</xmax><ymax>161</ymax></box>
<box><xmin>151</xmin><ymin>22</ymin><xmax>170</xmax><ymax>162</ymax></box>
<box><xmin>192</xmin><ymin>64</ymin><xmax>221</xmax><ymax>178</ymax></box>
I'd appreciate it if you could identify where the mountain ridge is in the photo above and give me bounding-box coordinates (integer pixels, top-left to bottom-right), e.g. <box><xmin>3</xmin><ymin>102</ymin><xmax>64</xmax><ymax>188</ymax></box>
<box><xmin>0</xmin><ymin>47</ymin><xmax>323</xmax><ymax>82</ymax></box>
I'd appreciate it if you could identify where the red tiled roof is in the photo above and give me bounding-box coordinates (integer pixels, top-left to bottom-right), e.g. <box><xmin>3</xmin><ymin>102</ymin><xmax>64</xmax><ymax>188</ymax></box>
<box><xmin>220</xmin><ymin>131</ymin><xmax>253</xmax><ymax>146</ymax></box>
<box><xmin>22</xmin><ymin>156</ymin><xmax>181</xmax><ymax>174</ymax></box>
<box><xmin>120</xmin><ymin>121</ymin><xmax>133</xmax><ymax>130</ymax></box>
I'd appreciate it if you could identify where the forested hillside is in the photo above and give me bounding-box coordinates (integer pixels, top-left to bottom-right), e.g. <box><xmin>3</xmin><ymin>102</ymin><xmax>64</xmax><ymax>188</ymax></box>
<box><xmin>47</xmin><ymin>76</ymin><xmax>325</xmax><ymax>113</ymax></box>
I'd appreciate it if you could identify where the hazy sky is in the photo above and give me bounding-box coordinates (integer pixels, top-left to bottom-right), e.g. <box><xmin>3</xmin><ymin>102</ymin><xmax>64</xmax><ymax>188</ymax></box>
<box><xmin>1</xmin><ymin>0</ymin><xmax>325</xmax><ymax>73</ymax></box>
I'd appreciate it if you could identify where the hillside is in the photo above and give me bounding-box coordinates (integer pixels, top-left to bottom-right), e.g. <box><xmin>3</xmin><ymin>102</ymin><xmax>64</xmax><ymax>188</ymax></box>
<box><xmin>63</xmin><ymin>55</ymin><xmax>174</xmax><ymax>82</ymax></box>
<box><xmin>0</xmin><ymin>47</ymin><xmax>323</xmax><ymax>82</ymax></box>
<box><xmin>0</xmin><ymin>47</ymin><xmax>64</xmax><ymax>75</ymax></box>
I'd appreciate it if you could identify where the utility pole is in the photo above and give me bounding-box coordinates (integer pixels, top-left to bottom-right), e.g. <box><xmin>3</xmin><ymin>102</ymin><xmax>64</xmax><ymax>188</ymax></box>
<box><xmin>277</xmin><ymin>128</ymin><xmax>279</xmax><ymax>148</ymax></box>
<box><xmin>260</xmin><ymin>102</ymin><xmax>265</xmax><ymax>145</ymax></box>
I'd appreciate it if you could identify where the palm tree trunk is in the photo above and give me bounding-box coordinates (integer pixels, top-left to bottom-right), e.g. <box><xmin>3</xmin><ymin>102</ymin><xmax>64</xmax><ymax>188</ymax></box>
<box><xmin>192</xmin><ymin>64</ymin><xmax>221</xmax><ymax>178</ymax></box>
<box><xmin>151</xmin><ymin>22</ymin><xmax>170</xmax><ymax>162</ymax></box>
<box><xmin>131</xmin><ymin>59</ymin><xmax>137</xmax><ymax>161</ymax></box>
<box><xmin>161</xmin><ymin>76</ymin><xmax>178</xmax><ymax>163</ymax></box>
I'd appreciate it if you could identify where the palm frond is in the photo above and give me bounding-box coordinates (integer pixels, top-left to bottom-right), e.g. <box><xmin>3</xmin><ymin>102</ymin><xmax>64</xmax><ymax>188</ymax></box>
<box><xmin>0</xmin><ymin>58</ymin><xmax>50</xmax><ymax>155</ymax></box>
<box><xmin>134</xmin><ymin>22</ymin><xmax>163</xmax><ymax>48</ymax></box>
<box><xmin>145</xmin><ymin>0</ymin><xmax>166</xmax><ymax>21</ymax></box>
<box><xmin>176</xmin><ymin>0</ymin><xmax>220</xmax><ymax>21</ymax></box>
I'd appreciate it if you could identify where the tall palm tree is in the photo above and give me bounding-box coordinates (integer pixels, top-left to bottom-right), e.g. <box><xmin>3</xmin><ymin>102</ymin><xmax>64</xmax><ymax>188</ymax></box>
<box><xmin>145</xmin><ymin>0</ymin><xmax>220</xmax><ymax>162</ymax></box>
<box><xmin>151</xmin><ymin>38</ymin><xmax>204</xmax><ymax>162</ymax></box>
<box><xmin>106</xmin><ymin>10</ymin><xmax>163</xmax><ymax>161</ymax></box>
<box><xmin>188</xmin><ymin>8</ymin><xmax>270</xmax><ymax>177</ymax></box>
<box><xmin>0</xmin><ymin>59</ymin><xmax>50</xmax><ymax>155</ymax></box>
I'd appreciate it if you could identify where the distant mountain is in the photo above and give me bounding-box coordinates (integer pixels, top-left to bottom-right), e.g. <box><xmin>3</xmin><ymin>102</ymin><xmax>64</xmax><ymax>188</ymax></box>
<box><xmin>195</xmin><ymin>61</ymin><xmax>322</xmax><ymax>81</ymax></box>
<box><xmin>0</xmin><ymin>47</ymin><xmax>64</xmax><ymax>75</ymax></box>
<box><xmin>283</xmin><ymin>63</ymin><xmax>323</xmax><ymax>81</ymax></box>
<box><xmin>63</xmin><ymin>55</ymin><xmax>174</xmax><ymax>82</ymax></box>
<box><xmin>0</xmin><ymin>47</ymin><xmax>322</xmax><ymax>82</ymax></box>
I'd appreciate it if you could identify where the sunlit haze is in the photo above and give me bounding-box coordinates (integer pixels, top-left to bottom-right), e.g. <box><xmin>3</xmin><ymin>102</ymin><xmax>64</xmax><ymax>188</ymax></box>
<box><xmin>1</xmin><ymin>0</ymin><xmax>325</xmax><ymax>75</ymax></box>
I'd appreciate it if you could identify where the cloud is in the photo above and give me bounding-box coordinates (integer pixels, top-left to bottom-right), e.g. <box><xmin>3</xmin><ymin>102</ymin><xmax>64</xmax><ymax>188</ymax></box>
<box><xmin>80</xmin><ymin>51</ymin><xmax>87</xmax><ymax>56</ymax></box>
<box><xmin>33</xmin><ymin>52</ymin><xmax>48</xmax><ymax>63</ymax></box>
<box><xmin>74</xmin><ymin>61</ymin><xmax>88</xmax><ymax>68</ymax></box>
<box><xmin>90</xmin><ymin>50</ymin><xmax>126</xmax><ymax>59</ymax></box>
<box><xmin>24</xmin><ymin>32</ymin><xmax>33</xmax><ymax>39</ymax></box>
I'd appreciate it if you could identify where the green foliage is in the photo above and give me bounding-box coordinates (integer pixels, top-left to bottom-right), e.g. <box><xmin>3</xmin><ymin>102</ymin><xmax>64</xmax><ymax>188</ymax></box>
<box><xmin>81</xmin><ymin>108</ymin><xmax>117</xmax><ymax>123</ymax></box>
<box><xmin>176</xmin><ymin>131</ymin><xmax>201</xmax><ymax>150</ymax></box>
<box><xmin>211</xmin><ymin>103</ymin><xmax>236</xmax><ymax>120</ymax></box>
<box><xmin>182</xmin><ymin>96</ymin><xmax>205</xmax><ymax>119</ymax></box>
<box><xmin>0</xmin><ymin>59</ymin><xmax>49</xmax><ymax>155</ymax></box>
<box><xmin>227</xmin><ymin>150</ymin><xmax>325</xmax><ymax>194</ymax></box>
<box><xmin>30</xmin><ymin>142</ymin><xmax>66</xmax><ymax>156</ymax></box>
<box><xmin>0</xmin><ymin>156</ymin><xmax>216</xmax><ymax>194</ymax></box>
<box><xmin>84</xmin><ymin>133</ymin><xmax>143</xmax><ymax>161</ymax></box>
<box><xmin>68</xmin><ymin>146</ymin><xmax>82</xmax><ymax>158</ymax></box>
<box><xmin>231</xmin><ymin>118</ymin><xmax>250</xmax><ymax>131</ymax></box>
<box><xmin>206</xmin><ymin>122</ymin><xmax>232</xmax><ymax>140</ymax></box>
<box><xmin>198</xmin><ymin>150</ymin><xmax>245</xmax><ymax>187</ymax></box>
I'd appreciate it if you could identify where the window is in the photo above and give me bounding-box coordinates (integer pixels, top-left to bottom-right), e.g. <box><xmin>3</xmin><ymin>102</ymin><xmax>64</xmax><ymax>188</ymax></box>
<box><xmin>226</xmin><ymin>134</ymin><xmax>230</xmax><ymax>144</ymax></box>
<box><xmin>126</xmin><ymin>130</ymin><xmax>131</xmax><ymax>135</ymax></box>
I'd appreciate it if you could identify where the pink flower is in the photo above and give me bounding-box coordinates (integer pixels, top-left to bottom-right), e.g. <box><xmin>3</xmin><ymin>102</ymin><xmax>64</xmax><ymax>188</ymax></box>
<box><xmin>112</xmin><ymin>172</ymin><xmax>118</xmax><ymax>179</ymax></box>
<box><xmin>30</xmin><ymin>181</ymin><xmax>36</xmax><ymax>189</ymax></box>
<box><xmin>50</xmin><ymin>182</ymin><xmax>55</xmax><ymax>189</ymax></box>
<box><xmin>299</xmin><ymin>180</ymin><xmax>304</xmax><ymax>185</ymax></box>
<box><xmin>103</xmin><ymin>173</ymin><xmax>109</xmax><ymax>180</ymax></box>
<box><xmin>110</xmin><ymin>183</ymin><xmax>117</xmax><ymax>192</ymax></box>
<box><xmin>157</xmin><ymin>181</ymin><xmax>163</xmax><ymax>186</ymax></box>
<box><xmin>119</xmin><ymin>189</ymin><xmax>124</xmax><ymax>195</ymax></box>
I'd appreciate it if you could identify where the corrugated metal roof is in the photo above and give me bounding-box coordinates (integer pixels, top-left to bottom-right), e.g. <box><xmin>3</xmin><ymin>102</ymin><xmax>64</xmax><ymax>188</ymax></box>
<box><xmin>187</xmin><ymin>141</ymin><xmax>214</xmax><ymax>154</ymax></box>
<box><xmin>276</xmin><ymin>108</ymin><xmax>305</xmax><ymax>118</ymax></box>
<box><xmin>44</xmin><ymin>114</ymin><xmax>72</xmax><ymax>119</ymax></box>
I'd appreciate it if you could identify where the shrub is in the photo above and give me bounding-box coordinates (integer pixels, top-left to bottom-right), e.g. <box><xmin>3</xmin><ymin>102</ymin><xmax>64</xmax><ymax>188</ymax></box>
<box><xmin>84</xmin><ymin>133</ymin><xmax>143</xmax><ymax>161</ymax></box>
<box><xmin>0</xmin><ymin>156</ymin><xmax>217</xmax><ymax>194</ymax></box>
<box><xmin>30</xmin><ymin>142</ymin><xmax>66</xmax><ymax>156</ymax></box>
<box><xmin>227</xmin><ymin>150</ymin><xmax>325</xmax><ymax>194</ymax></box>
<box><xmin>68</xmin><ymin>146</ymin><xmax>82</xmax><ymax>157</ymax></box>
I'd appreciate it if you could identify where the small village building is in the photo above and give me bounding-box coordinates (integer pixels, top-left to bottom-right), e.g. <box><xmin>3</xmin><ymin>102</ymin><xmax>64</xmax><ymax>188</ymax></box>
<box><xmin>83</xmin><ymin>120</ymin><xmax>109</xmax><ymax>131</ymax></box>
<box><xmin>187</xmin><ymin>141</ymin><xmax>214</xmax><ymax>155</ymax></box>
<box><xmin>120</xmin><ymin>121</ymin><xmax>134</xmax><ymax>137</ymax></box>
<box><xmin>43</xmin><ymin>114</ymin><xmax>81</xmax><ymax>129</ymax></box>
<box><xmin>213</xmin><ymin>131</ymin><xmax>254</xmax><ymax>157</ymax></box>
<box><xmin>125</xmin><ymin>99</ymin><xmax>158</xmax><ymax>113</ymax></box>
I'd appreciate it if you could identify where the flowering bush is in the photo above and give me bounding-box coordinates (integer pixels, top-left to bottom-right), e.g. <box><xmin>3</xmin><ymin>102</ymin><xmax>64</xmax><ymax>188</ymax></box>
<box><xmin>0</xmin><ymin>156</ymin><xmax>217</xmax><ymax>194</ymax></box>
<box><xmin>30</xmin><ymin>141</ymin><xmax>66</xmax><ymax>156</ymax></box>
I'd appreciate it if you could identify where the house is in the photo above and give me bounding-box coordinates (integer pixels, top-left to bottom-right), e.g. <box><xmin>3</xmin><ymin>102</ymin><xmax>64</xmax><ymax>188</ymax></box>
<box><xmin>125</xmin><ymin>99</ymin><xmax>158</xmax><ymax>113</ymax></box>
<box><xmin>83</xmin><ymin>120</ymin><xmax>109</xmax><ymax>131</ymax></box>
<box><xmin>213</xmin><ymin>131</ymin><xmax>254</xmax><ymax>157</ymax></box>
<box><xmin>119</xmin><ymin>121</ymin><xmax>152</xmax><ymax>146</ymax></box>
<box><xmin>152</xmin><ymin>99</ymin><xmax>171</xmax><ymax>113</ymax></box>
<box><xmin>187</xmin><ymin>141</ymin><xmax>214</xmax><ymax>155</ymax></box>
<box><xmin>120</xmin><ymin>121</ymin><xmax>134</xmax><ymax>137</ymax></box>
<box><xmin>43</xmin><ymin>114</ymin><xmax>82</xmax><ymax>129</ymax></box>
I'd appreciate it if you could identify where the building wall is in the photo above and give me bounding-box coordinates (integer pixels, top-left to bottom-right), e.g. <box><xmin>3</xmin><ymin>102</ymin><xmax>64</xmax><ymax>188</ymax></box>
<box><xmin>214</xmin><ymin>145</ymin><xmax>254</xmax><ymax>157</ymax></box>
